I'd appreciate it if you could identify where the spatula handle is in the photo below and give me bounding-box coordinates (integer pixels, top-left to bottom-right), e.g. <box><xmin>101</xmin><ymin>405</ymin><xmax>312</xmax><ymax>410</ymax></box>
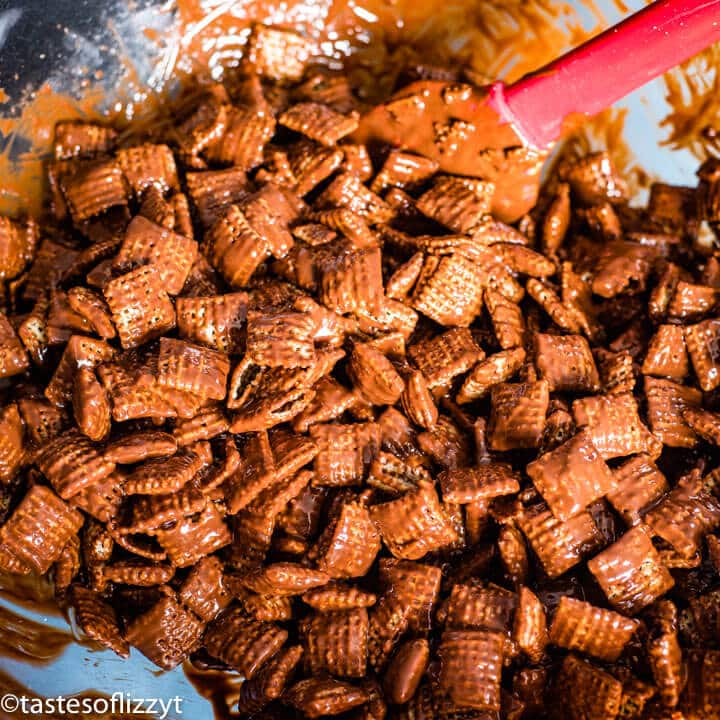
<box><xmin>499</xmin><ymin>0</ymin><xmax>720</xmax><ymax>148</ymax></box>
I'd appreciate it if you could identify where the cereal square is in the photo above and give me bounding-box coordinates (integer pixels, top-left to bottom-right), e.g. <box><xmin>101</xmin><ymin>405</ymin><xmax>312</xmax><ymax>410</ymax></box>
<box><xmin>0</xmin><ymin>313</ymin><xmax>29</xmax><ymax>378</ymax></box>
<box><xmin>438</xmin><ymin>630</ymin><xmax>504</xmax><ymax>711</ymax></box>
<box><xmin>488</xmin><ymin>381</ymin><xmax>550</xmax><ymax>451</ymax></box>
<box><xmin>573</xmin><ymin>392</ymin><xmax>662</xmax><ymax>459</ymax></box>
<box><xmin>549</xmin><ymin>596</ymin><xmax>639</xmax><ymax>662</ymax></box>
<box><xmin>588</xmin><ymin>526</ymin><xmax>674</xmax><ymax>614</ymax></box>
<box><xmin>35</xmin><ymin>428</ymin><xmax>116</xmax><ymax>499</ymax></box>
<box><xmin>412</xmin><ymin>254</ymin><xmax>486</xmax><ymax>327</ymax></box>
<box><xmin>303</xmin><ymin>607</ymin><xmax>368</xmax><ymax>677</ymax></box>
<box><xmin>185</xmin><ymin>167</ymin><xmax>249</xmax><ymax>227</ymax></box>
<box><xmin>155</xmin><ymin>503</ymin><xmax>231</xmax><ymax>567</ymax></box>
<box><xmin>0</xmin><ymin>404</ymin><xmax>25</xmax><ymax>484</ymax></box>
<box><xmin>310</xmin><ymin>422</ymin><xmax>381</xmax><ymax>487</ymax></box>
<box><xmin>279</xmin><ymin>102</ymin><xmax>359</xmax><ymax>146</ymax></box>
<box><xmin>157</xmin><ymin>337</ymin><xmax>230</xmax><ymax>401</ymax></box>
<box><xmin>643</xmin><ymin>475</ymin><xmax>720</xmax><ymax>559</ymax></box>
<box><xmin>606</xmin><ymin>455</ymin><xmax>668</xmax><ymax>526</ymax></box>
<box><xmin>644</xmin><ymin>376</ymin><xmax>702</xmax><ymax>448</ymax></box>
<box><xmin>535</xmin><ymin>333</ymin><xmax>600</xmax><ymax>393</ymax></box>
<box><xmin>61</xmin><ymin>159</ymin><xmax>128</xmax><ymax>223</ymax></box>
<box><xmin>408</xmin><ymin>327</ymin><xmax>484</xmax><ymax>388</ymax></box>
<box><xmin>641</xmin><ymin>324</ymin><xmax>688</xmax><ymax>381</ymax></box>
<box><xmin>554</xmin><ymin>655</ymin><xmax>623</xmax><ymax>720</ymax></box>
<box><xmin>177</xmin><ymin>556</ymin><xmax>231</xmax><ymax>623</ymax></box>
<box><xmin>0</xmin><ymin>485</ymin><xmax>83</xmax><ymax>574</ymax></box>
<box><xmin>203</xmin><ymin>204</ymin><xmax>270</xmax><ymax>287</ymax></box>
<box><xmin>246</xmin><ymin>311</ymin><xmax>317</xmax><ymax>368</ymax></box>
<box><xmin>125</xmin><ymin>594</ymin><xmax>204</xmax><ymax>670</ymax></box>
<box><xmin>519</xmin><ymin>505</ymin><xmax>603</xmax><ymax>578</ymax></box>
<box><xmin>685</xmin><ymin>318</ymin><xmax>720</xmax><ymax>392</ymax></box>
<box><xmin>176</xmin><ymin>292</ymin><xmax>247</xmax><ymax>354</ymax></box>
<box><xmin>417</xmin><ymin>176</ymin><xmax>493</xmax><ymax>233</ymax></box>
<box><xmin>114</xmin><ymin>215</ymin><xmax>197</xmax><ymax>295</ymax></box>
<box><xmin>440</xmin><ymin>463</ymin><xmax>521</xmax><ymax>504</ymax></box>
<box><xmin>116</xmin><ymin>143</ymin><xmax>178</xmax><ymax>196</ymax></box>
<box><xmin>312</xmin><ymin>499</ymin><xmax>380</xmax><ymax>578</ymax></box>
<box><xmin>203</xmin><ymin>606</ymin><xmax>288</xmax><ymax>678</ymax></box>
<box><xmin>527</xmin><ymin>429</ymin><xmax>616</xmax><ymax>521</ymax></box>
<box><xmin>369</xmin><ymin>480</ymin><xmax>458</xmax><ymax>560</ymax></box>
<box><xmin>104</xmin><ymin>266</ymin><xmax>176</xmax><ymax>349</ymax></box>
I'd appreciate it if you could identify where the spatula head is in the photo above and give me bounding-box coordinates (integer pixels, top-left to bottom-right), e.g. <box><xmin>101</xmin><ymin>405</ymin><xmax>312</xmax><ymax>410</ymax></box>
<box><xmin>352</xmin><ymin>80</ymin><xmax>546</xmax><ymax>223</ymax></box>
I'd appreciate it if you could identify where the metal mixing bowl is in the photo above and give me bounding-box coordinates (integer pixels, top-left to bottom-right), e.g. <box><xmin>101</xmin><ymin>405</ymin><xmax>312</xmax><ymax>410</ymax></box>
<box><xmin>0</xmin><ymin>0</ymin><xmax>709</xmax><ymax>717</ymax></box>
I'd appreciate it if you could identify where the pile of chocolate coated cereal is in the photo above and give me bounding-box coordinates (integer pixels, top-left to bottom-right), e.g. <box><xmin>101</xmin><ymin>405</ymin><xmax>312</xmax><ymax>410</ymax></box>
<box><xmin>0</xmin><ymin>23</ymin><xmax>719</xmax><ymax>720</ymax></box>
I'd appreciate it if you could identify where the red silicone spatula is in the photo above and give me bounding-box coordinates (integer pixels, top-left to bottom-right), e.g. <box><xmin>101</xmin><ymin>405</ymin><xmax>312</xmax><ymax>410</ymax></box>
<box><xmin>353</xmin><ymin>0</ymin><xmax>720</xmax><ymax>222</ymax></box>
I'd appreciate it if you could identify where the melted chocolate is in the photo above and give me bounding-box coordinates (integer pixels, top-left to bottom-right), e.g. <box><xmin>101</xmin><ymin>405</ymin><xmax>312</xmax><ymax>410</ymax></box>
<box><xmin>353</xmin><ymin>80</ymin><xmax>546</xmax><ymax>222</ymax></box>
<box><xmin>0</xmin><ymin>604</ymin><xmax>72</xmax><ymax>664</ymax></box>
